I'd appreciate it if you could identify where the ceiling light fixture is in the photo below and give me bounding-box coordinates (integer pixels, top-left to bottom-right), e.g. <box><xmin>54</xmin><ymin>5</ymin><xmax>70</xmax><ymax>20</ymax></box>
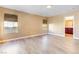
<box><xmin>46</xmin><ymin>5</ymin><xmax>52</xmax><ymax>8</ymax></box>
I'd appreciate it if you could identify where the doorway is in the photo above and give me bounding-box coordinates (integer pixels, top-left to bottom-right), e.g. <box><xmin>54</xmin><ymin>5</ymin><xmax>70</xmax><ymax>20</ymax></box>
<box><xmin>42</xmin><ymin>19</ymin><xmax>48</xmax><ymax>33</ymax></box>
<box><xmin>64</xmin><ymin>16</ymin><xmax>74</xmax><ymax>38</ymax></box>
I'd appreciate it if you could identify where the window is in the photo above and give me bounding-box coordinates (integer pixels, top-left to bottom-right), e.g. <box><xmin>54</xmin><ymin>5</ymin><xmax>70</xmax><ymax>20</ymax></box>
<box><xmin>42</xmin><ymin>19</ymin><xmax>48</xmax><ymax>31</ymax></box>
<box><xmin>4</xmin><ymin>14</ymin><xmax>18</xmax><ymax>33</ymax></box>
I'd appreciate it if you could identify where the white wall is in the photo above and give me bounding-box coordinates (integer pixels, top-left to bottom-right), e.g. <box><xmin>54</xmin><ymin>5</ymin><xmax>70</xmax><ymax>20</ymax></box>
<box><xmin>48</xmin><ymin>16</ymin><xmax>65</xmax><ymax>37</ymax></box>
<box><xmin>74</xmin><ymin>15</ymin><xmax>79</xmax><ymax>39</ymax></box>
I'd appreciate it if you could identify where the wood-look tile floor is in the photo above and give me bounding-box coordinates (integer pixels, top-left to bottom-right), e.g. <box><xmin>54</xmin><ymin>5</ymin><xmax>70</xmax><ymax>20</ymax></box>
<box><xmin>0</xmin><ymin>34</ymin><xmax>79</xmax><ymax>54</ymax></box>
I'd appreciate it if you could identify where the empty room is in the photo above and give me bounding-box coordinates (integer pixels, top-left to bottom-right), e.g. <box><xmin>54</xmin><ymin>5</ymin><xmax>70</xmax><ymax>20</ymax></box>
<box><xmin>0</xmin><ymin>5</ymin><xmax>79</xmax><ymax>54</ymax></box>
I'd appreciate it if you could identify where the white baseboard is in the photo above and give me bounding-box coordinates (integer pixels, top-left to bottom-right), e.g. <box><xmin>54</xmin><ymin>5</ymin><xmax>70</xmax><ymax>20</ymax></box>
<box><xmin>1</xmin><ymin>33</ymin><xmax>47</xmax><ymax>42</ymax></box>
<box><xmin>1</xmin><ymin>32</ymin><xmax>79</xmax><ymax>43</ymax></box>
<box><xmin>48</xmin><ymin>32</ymin><xmax>65</xmax><ymax>37</ymax></box>
<box><xmin>48</xmin><ymin>32</ymin><xmax>79</xmax><ymax>40</ymax></box>
<box><xmin>73</xmin><ymin>36</ymin><xmax>79</xmax><ymax>40</ymax></box>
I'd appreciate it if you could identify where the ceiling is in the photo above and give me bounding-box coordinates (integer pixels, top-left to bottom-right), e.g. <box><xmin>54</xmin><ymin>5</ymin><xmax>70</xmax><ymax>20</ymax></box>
<box><xmin>1</xmin><ymin>5</ymin><xmax>79</xmax><ymax>17</ymax></box>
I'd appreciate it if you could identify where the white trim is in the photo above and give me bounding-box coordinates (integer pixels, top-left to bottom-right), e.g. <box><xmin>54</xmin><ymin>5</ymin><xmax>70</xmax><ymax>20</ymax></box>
<box><xmin>48</xmin><ymin>32</ymin><xmax>79</xmax><ymax>40</ymax></box>
<box><xmin>48</xmin><ymin>32</ymin><xmax>65</xmax><ymax>37</ymax></box>
<box><xmin>0</xmin><ymin>33</ymin><xmax>47</xmax><ymax>43</ymax></box>
<box><xmin>73</xmin><ymin>36</ymin><xmax>79</xmax><ymax>39</ymax></box>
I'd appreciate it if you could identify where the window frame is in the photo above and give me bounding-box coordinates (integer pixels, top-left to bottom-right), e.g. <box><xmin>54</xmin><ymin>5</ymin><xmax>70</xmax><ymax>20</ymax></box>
<box><xmin>4</xmin><ymin>14</ymin><xmax>18</xmax><ymax>34</ymax></box>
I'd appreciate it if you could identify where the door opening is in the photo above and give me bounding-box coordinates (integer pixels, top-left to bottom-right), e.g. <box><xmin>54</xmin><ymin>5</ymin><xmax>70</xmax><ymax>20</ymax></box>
<box><xmin>64</xmin><ymin>16</ymin><xmax>74</xmax><ymax>38</ymax></box>
<box><xmin>42</xmin><ymin>19</ymin><xmax>48</xmax><ymax>33</ymax></box>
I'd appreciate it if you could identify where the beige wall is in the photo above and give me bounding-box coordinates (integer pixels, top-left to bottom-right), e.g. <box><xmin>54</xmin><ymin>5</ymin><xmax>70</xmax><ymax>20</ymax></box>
<box><xmin>48</xmin><ymin>16</ymin><xmax>65</xmax><ymax>37</ymax></box>
<box><xmin>0</xmin><ymin>7</ymin><xmax>46</xmax><ymax>39</ymax></box>
<box><xmin>0</xmin><ymin>7</ymin><xmax>79</xmax><ymax>39</ymax></box>
<box><xmin>48</xmin><ymin>11</ymin><xmax>79</xmax><ymax>39</ymax></box>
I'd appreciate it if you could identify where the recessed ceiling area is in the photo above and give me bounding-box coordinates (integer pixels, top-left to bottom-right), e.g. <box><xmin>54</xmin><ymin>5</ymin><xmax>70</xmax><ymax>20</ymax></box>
<box><xmin>0</xmin><ymin>5</ymin><xmax>79</xmax><ymax>17</ymax></box>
